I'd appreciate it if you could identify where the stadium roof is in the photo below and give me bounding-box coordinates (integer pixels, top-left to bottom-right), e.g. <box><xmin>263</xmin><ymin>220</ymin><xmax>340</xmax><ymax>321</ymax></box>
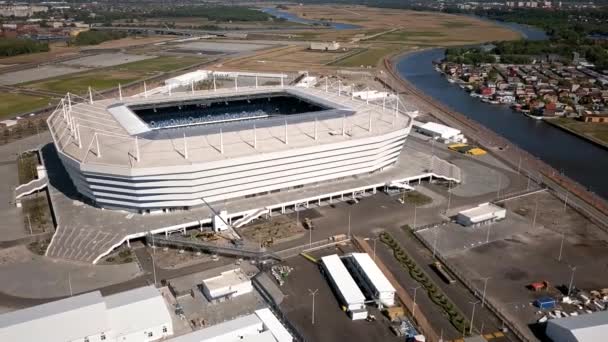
<box><xmin>48</xmin><ymin>86</ymin><xmax>411</xmax><ymax>172</ymax></box>
<box><xmin>321</xmin><ymin>254</ymin><xmax>366</xmax><ymax>306</ymax></box>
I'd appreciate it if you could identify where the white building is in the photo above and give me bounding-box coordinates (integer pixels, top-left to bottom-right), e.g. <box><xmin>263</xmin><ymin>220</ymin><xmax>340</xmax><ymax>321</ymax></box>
<box><xmin>321</xmin><ymin>254</ymin><xmax>367</xmax><ymax>320</ymax></box>
<box><xmin>546</xmin><ymin>310</ymin><xmax>608</xmax><ymax>342</ymax></box>
<box><xmin>309</xmin><ymin>41</ymin><xmax>340</xmax><ymax>51</ymax></box>
<box><xmin>165</xmin><ymin>71</ymin><xmax>211</xmax><ymax>90</ymax></box>
<box><xmin>345</xmin><ymin>253</ymin><xmax>396</xmax><ymax>307</ymax></box>
<box><xmin>167</xmin><ymin>308</ymin><xmax>292</xmax><ymax>342</ymax></box>
<box><xmin>201</xmin><ymin>268</ymin><xmax>253</xmax><ymax>302</ymax></box>
<box><xmin>0</xmin><ymin>286</ymin><xmax>173</xmax><ymax>342</ymax></box>
<box><xmin>414</xmin><ymin>121</ymin><xmax>467</xmax><ymax>144</ymax></box>
<box><xmin>456</xmin><ymin>203</ymin><xmax>506</xmax><ymax>227</ymax></box>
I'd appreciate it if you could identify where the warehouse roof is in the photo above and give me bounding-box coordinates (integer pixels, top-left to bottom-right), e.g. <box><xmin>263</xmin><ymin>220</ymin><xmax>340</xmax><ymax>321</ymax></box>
<box><xmin>458</xmin><ymin>203</ymin><xmax>505</xmax><ymax>220</ymax></box>
<box><xmin>203</xmin><ymin>268</ymin><xmax>249</xmax><ymax>293</ymax></box>
<box><xmin>321</xmin><ymin>254</ymin><xmax>366</xmax><ymax>306</ymax></box>
<box><xmin>0</xmin><ymin>291</ymin><xmax>108</xmax><ymax>342</ymax></box>
<box><xmin>419</xmin><ymin>122</ymin><xmax>461</xmax><ymax>139</ymax></box>
<box><xmin>350</xmin><ymin>253</ymin><xmax>395</xmax><ymax>294</ymax></box>
<box><xmin>167</xmin><ymin>313</ymin><xmax>263</xmax><ymax>342</ymax></box>
<box><xmin>548</xmin><ymin>310</ymin><xmax>608</xmax><ymax>331</ymax></box>
<box><xmin>105</xmin><ymin>285</ymin><xmax>172</xmax><ymax>337</ymax></box>
<box><xmin>255</xmin><ymin>308</ymin><xmax>293</xmax><ymax>342</ymax></box>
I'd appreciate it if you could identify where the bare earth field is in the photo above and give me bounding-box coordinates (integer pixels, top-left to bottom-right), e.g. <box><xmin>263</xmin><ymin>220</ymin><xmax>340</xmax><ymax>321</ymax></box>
<box><xmin>283</xmin><ymin>5</ymin><xmax>520</xmax><ymax>43</ymax></box>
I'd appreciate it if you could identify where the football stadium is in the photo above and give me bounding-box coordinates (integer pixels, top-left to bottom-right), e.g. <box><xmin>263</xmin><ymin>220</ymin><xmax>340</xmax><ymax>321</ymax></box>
<box><xmin>47</xmin><ymin>85</ymin><xmax>412</xmax><ymax>213</ymax></box>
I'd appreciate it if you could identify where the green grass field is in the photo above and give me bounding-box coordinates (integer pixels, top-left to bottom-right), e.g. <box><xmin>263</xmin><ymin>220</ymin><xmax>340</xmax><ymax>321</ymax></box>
<box><xmin>25</xmin><ymin>56</ymin><xmax>205</xmax><ymax>94</ymax></box>
<box><xmin>441</xmin><ymin>20</ymin><xmax>473</xmax><ymax>29</ymax></box>
<box><xmin>369</xmin><ymin>30</ymin><xmax>446</xmax><ymax>42</ymax></box>
<box><xmin>552</xmin><ymin>118</ymin><xmax>608</xmax><ymax>146</ymax></box>
<box><xmin>0</xmin><ymin>92</ymin><xmax>52</xmax><ymax>118</ymax></box>
<box><xmin>117</xmin><ymin>56</ymin><xmax>205</xmax><ymax>73</ymax></box>
<box><xmin>331</xmin><ymin>46</ymin><xmax>403</xmax><ymax>67</ymax></box>
<box><xmin>26</xmin><ymin>70</ymin><xmax>141</xmax><ymax>94</ymax></box>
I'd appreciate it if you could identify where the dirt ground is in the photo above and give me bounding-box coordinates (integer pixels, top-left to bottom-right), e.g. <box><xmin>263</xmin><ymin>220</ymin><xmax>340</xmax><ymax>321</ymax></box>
<box><xmin>444</xmin><ymin>190</ymin><xmax>608</xmax><ymax>340</ymax></box>
<box><xmin>239</xmin><ymin>216</ymin><xmax>305</xmax><ymax>246</ymax></box>
<box><xmin>283</xmin><ymin>5</ymin><xmax>520</xmax><ymax>43</ymax></box>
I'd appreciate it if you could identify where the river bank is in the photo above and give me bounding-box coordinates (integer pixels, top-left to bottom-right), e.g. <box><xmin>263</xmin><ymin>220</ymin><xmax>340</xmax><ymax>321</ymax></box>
<box><xmin>382</xmin><ymin>50</ymin><xmax>608</xmax><ymax>221</ymax></box>
<box><xmin>544</xmin><ymin>118</ymin><xmax>608</xmax><ymax>150</ymax></box>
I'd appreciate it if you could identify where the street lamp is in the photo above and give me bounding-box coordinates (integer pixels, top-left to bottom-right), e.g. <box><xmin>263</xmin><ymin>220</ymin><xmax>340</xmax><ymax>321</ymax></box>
<box><xmin>469</xmin><ymin>300</ymin><xmax>480</xmax><ymax>335</ymax></box>
<box><xmin>308</xmin><ymin>289</ymin><xmax>319</xmax><ymax>325</ymax></box>
<box><xmin>568</xmin><ymin>265</ymin><xmax>577</xmax><ymax>296</ymax></box>
<box><xmin>481</xmin><ymin>277</ymin><xmax>491</xmax><ymax>308</ymax></box>
<box><xmin>411</xmin><ymin>286</ymin><xmax>421</xmax><ymax>321</ymax></box>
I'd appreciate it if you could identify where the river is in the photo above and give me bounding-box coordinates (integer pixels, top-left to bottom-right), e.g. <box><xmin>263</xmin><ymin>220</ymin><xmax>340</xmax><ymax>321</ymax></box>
<box><xmin>260</xmin><ymin>7</ymin><xmax>362</xmax><ymax>30</ymax></box>
<box><xmin>396</xmin><ymin>48</ymin><xmax>608</xmax><ymax>199</ymax></box>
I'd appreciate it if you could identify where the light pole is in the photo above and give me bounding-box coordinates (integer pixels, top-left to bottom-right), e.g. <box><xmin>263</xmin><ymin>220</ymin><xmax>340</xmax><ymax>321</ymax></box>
<box><xmin>532</xmin><ymin>195</ymin><xmax>539</xmax><ymax>228</ymax></box>
<box><xmin>496</xmin><ymin>173</ymin><xmax>501</xmax><ymax>199</ymax></box>
<box><xmin>485</xmin><ymin>224</ymin><xmax>491</xmax><ymax>244</ymax></box>
<box><xmin>432</xmin><ymin>228</ymin><xmax>439</xmax><ymax>259</ymax></box>
<box><xmin>308</xmin><ymin>289</ymin><xmax>318</xmax><ymax>325</ymax></box>
<box><xmin>411</xmin><ymin>286</ymin><xmax>421</xmax><ymax>321</ymax></box>
<box><xmin>481</xmin><ymin>277</ymin><xmax>491</xmax><ymax>308</ymax></box>
<box><xmin>469</xmin><ymin>300</ymin><xmax>480</xmax><ymax>335</ymax></box>
<box><xmin>568</xmin><ymin>265</ymin><xmax>577</xmax><ymax>296</ymax></box>
<box><xmin>413</xmin><ymin>205</ymin><xmax>417</xmax><ymax>229</ymax></box>
<box><xmin>348</xmin><ymin>210</ymin><xmax>351</xmax><ymax>238</ymax></box>
<box><xmin>26</xmin><ymin>214</ymin><xmax>32</xmax><ymax>235</ymax></box>
<box><xmin>445</xmin><ymin>182</ymin><xmax>452</xmax><ymax>216</ymax></box>
<box><xmin>372</xmin><ymin>237</ymin><xmax>378</xmax><ymax>261</ymax></box>
<box><xmin>558</xmin><ymin>231</ymin><xmax>565</xmax><ymax>262</ymax></box>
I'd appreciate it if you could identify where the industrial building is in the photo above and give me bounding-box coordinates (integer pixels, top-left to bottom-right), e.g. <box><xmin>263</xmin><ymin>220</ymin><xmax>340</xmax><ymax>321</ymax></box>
<box><xmin>167</xmin><ymin>308</ymin><xmax>292</xmax><ymax>342</ymax></box>
<box><xmin>309</xmin><ymin>41</ymin><xmax>340</xmax><ymax>51</ymax></box>
<box><xmin>321</xmin><ymin>254</ymin><xmax>368</xmax><ymax>320</ymax></box>
<box><xmin>0</xmin><ymin>285</ymin><xmax>174</xmax><ymax>342</ymax></box>
<box><xmin>545</xmin><ymin>310</ymin><xmax>608</xmax><ymax>342</ymax></box>
<box><xmin>201</xmin><ymin>267</ymin><xmax>253</xmax><ymax>302</ymax></box>
<box><xmin>456</xmin><ymin>202</ymin><xmax>506</xmax><ymax>227</ymax></box>
<box><xmin>414</xmin><ymin>121</ymin><xmax>467</xmax><ymax>144</ymax></box>
<box><xmin>345</xmin><ymin>252</ymin><xmax>396</xmax><ymax>307</ymax></box>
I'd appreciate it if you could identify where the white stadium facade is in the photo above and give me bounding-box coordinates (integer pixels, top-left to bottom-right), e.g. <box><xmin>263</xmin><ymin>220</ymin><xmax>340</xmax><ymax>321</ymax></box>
<box><xmin>48</xmin><ymin>86</ymin><xmax>410</xmax><ymax>212</ymax></box>
<box><xmin>42</xmin><ymin>75</ymin><xmax>461</xmax><ymax>263</ymax></box>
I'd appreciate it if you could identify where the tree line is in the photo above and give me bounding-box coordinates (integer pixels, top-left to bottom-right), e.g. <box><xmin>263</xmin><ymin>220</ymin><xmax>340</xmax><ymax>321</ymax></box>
<box><xmin>0</xmin><ymin>38</ymin><xmax>49</xmax><ymax>57</ymax></box>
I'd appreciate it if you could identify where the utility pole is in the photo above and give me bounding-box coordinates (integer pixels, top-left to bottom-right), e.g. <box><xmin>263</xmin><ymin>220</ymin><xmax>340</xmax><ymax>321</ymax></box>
<box><xmin>568</xmin><ymin>265</ymin><xmax>577</xmax><ymax>296</ymax></box>
<box><xmin>411</xmin><ymin>286</ymin><xmax>421</xmax><ymax>321</ymax></box>
<box><xmin>469</xmin><ymin>301</ymin><xmax>480</xmax><ymax>335</ymax></box>
<box><xmin>558</xmin><ymin>230</ymin><xmax>565</xmax><ymax>262</ymax></box>
<box><xmin>432</xmin><ymin>228</ymin><xmax>439</xmax><ymax>259</ymax></box>
<box><xmin>26</xmin><ymin>214</ymin><xmax>32</xmax><ymax>235</ymax></box>
<box><xmin>481</xmin><ymin>277</ymin><xmax>491</xmax><ymax>307</ymax></box>
<box><xmin>308</xmin><ymin>289</ymin><xmax>318</xmax><ymax>325</ymax></box>
<box><xmin>445</xmin><ymin>182</ymin><xmax>453</xmax><ymax>216</ymax></box>
<box><xmin>372</xmin><ymin>237</ymin><xmax>378</xmax><ymax>261</ymax></box>
<box><xmin>68</xmin><ymin>272</ymin><xmax>73</xmax><ymax>297</ymax></box>
<box><xmin>485</xmin><ymin>224</ymin><xmax>491</xmax><ymax>244</ymax></box>
<box><xmin>348</xmin><ymin>210</ymin><xmax>351</xmax><ymax>238</ymax></box>
<box><xmin>532</xmin><ymin>195</ymin><xmax>539</xmax><ymax>228</ymax></box>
